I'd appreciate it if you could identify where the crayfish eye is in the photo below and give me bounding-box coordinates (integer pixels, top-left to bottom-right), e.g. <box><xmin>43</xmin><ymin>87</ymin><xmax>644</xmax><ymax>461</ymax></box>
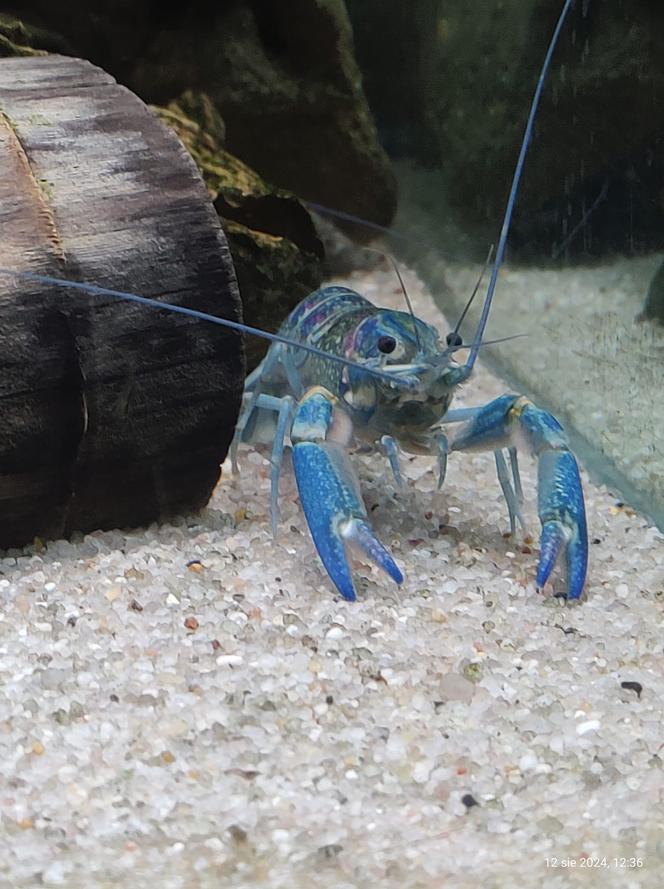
<box><xmin>446</xmin><ymin>331</ymin><xmax>463</xmax><ymax>347</ymax></box>
<box><xmin>377</xmin><ymin>335</ymin><xmax>397</xmax><ymax>354</ymax></box>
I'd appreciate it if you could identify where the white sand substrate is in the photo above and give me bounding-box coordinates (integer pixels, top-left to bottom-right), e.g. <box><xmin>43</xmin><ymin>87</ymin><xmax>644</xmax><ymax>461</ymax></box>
<box><xmin>0</xmin><ymin>267</ymin><xmax>663</xmax><ymax>889</ymax></box>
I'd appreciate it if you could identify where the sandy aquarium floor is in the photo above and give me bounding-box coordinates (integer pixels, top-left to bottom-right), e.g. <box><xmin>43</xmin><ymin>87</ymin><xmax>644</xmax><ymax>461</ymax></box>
<box><xmin>1</xmin><ymin>267</ymin><xmax>663</xmax><ymax>889</ymax></box>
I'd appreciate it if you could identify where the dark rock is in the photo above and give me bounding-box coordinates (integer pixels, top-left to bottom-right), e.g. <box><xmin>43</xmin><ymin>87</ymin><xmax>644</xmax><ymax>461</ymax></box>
<box><xmin>155</xmin><ymin>96</ymin><xmax>324</xmax><ymax>257</ymax></box>
<box><xmin>168</xmin><ymin>89</ymin><xmax>227</xmax><ymax>146</ymax></box>
<box><xmin>227</xmin><ymin>824</ymin><xmax>248</xmax><ymax>844</ymax></box>
<box><xmin>0</xmin><ymin>15</ymin><xmax>42</xmax><ymax>57</ymax></box>
<box><xmin>13</xmin><ymin>1</ymin><xmax>397</xmax><ymax>238</ymax></box>
<box><xmin>620</xmin><ymin>680</ymin><xmax>643</xmax><ymax>699</ymax></box>
<box><xmin>225</xmin><ymin>221</ymin><xmax>322</xmax><ymax>371</ymax></box>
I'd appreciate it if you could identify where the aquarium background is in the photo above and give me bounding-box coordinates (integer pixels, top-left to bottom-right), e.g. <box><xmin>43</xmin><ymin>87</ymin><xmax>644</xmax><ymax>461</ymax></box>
<box><xmin>347</xmin><ymin>0</ymin><xmax>664</xmax><ymax>529</ymax></box>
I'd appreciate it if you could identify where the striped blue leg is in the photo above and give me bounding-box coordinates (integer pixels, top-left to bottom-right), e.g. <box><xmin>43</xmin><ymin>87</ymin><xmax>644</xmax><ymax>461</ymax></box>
<box><xmin>230</xmin><ymin>392</ymin><xmax>295</xmax><ymax>534</ymax></box>
<box><xmin>440</xmin><ymin>407</ymin><xmax>483</xmax><ymax>423</ymax></box>
<box><xmin>509</xmin><ymin>447</ymin><xmax>524</xmax><ymax>504</ymax></box>
<box><xmin>231</xmin><ymin>342</ymin><xmax>305</xmax><ymax>471</ymax></box>
<box><xmin>448</xmin><ymin>394</ymin><xmax>588</xmax><ymax>600</ymax></box>
<box><xmin>443</xmin><ymin>408</ymin><xmax>510</xmax><ymax>505</ymax></box>
<box><xmin>268</xmin><ymin>395</ymin><xmax>296</xmax><ymax>534</ymax></box>
<box><xmin>292</xmin><ymin>388</ymin><xmax>402</xmax><ymax>601</ymax></box>
<box><xmin>230</xmin><ymin>390</ymin><xmax>253</xmax><ymax>473</ymax></box>
<box><xmin>436</xmin><ymin>431</ymin><xmax>448</xmax><ymax>489</ymax></box>
<box><xmin>380</xmin><ymin>434</ymin><xmax>403</xmax><ymax>487</ymax></box>
<box><xmin>231</xmin><ymin>352</ymin><xmax>281</xmax><ymax>470</ymax></box>
<box><xmin>494</xmin><ymin>449</ymin><xmax>525</xmax><ymax>535</ymax></box>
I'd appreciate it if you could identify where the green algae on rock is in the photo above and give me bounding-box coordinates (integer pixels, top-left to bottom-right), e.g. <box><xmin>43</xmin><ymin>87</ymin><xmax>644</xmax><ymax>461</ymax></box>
<box><xmin>155</xmin><ymin>97</ymin><xmax>324</xmax><ymax>371</ymax></box>
<box><xmin>0</xmin><ymin>12</ymin><xmax>73</xmax><ymax>59</ymax></box>
<box><xmin>0</xmin><ymin>13</ymin><xmax>65</xmax><ymax>57</ymax></box>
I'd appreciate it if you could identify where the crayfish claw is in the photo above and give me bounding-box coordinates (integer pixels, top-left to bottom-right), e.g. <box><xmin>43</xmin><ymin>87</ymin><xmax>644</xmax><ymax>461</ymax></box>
<box><xmin>565</xmin><ymin>533</ymin><xmax>588</xmax><ymax>602</ymax></box>
<box><xmin>292</xmin><ymin>433</ymin><xmax>402</xmax><ymax>601</ymax></box>
<box><xmin>537</xmin><ymin>519</ymin><xmax>568</xmax><ymax>589</ymax></box>
<box><xmin>342</xmin><ymin>519</ymin><xmax>403</xmax><ymax>586</ymax></box>
<box><xmin>537</xmin><ymin>450</ymin><xmax>588</xmax><ymax>600</ymax></box>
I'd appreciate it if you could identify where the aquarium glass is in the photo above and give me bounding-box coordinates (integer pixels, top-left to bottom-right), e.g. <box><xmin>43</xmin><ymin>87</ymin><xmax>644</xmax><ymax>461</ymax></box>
<box><xmin>347</xmin><ymin>0</ymin><xmax>664</xmax><ymax>528</ymax></box>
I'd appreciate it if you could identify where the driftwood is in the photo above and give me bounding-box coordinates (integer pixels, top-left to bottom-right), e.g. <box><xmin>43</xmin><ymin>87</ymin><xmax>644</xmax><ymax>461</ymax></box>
<box><xmin>0</xmin><ymin>55</ymin><xmax>244</xmax><ymax>548</ymax></box>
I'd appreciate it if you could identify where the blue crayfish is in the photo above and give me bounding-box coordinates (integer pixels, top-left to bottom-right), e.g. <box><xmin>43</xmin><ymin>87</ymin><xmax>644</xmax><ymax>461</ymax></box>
<box><xmin>230</xmin><ymin>281</ymin><xmax>587</xmax><ymax>602</ymax></box>
<box><xmin>230</xmin><ymin>0</ymin><xmax>587</xmax><ymax>602</ymax></box>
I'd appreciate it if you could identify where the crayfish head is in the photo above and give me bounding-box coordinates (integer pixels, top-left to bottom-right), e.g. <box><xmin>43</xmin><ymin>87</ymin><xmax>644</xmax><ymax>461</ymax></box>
<box><xmin>341</xmin><ymin>309</ymin><xmax>463</xmax><ymax>431</ymax></box>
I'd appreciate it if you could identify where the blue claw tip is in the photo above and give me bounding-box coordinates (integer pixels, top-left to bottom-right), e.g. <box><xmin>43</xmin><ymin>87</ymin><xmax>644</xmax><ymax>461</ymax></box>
<box><xmin>565</xmin><ymin>538</ymin><xmax>588</xmax><ymax>600</ymax></box>
<box><xmin>336</xmin><ymin>581</ymin><xmax>357</xmax><ymax>603</ymax></box>
<box><xmin>345</xmin><ymin>520</ymin><xmax>403</xmax><ymax>585</ymax></box>
<box><xmin>537</xmin><ymin>520</ymin><xmax>566</xmax><ymax>589</ymax></box>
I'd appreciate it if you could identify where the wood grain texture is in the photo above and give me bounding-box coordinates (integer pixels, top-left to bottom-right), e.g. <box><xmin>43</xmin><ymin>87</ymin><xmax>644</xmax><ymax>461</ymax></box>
<box><xmin>0</xmin><ymin>55</ymin><xmax>244</xmax><ymax>547</ymax></box>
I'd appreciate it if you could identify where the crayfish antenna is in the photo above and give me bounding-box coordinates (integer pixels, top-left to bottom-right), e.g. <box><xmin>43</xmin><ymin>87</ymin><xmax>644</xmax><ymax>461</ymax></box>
<box><xmin>303</xmin><ymin>201</ymin><xmax>409</xmax><ymax>241</ymax></box>
<box><xmin>464</xmin><ymin>0</ymin><xmax>576</xmax><ymax>373</ymax></box>
<box><xmin>552</xmin><ymin>178</ymin><xmax>609</xmax><ymax>260</ymax></box>
<box><xmin>447</xmin><ymin>243</ymin><xmax>494</xmax><ymax>348</ymax></box>
<box><xmin>0</xmin><ymin>268</ymin><xmax>409</xmax><ymax>387</ymax></box>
